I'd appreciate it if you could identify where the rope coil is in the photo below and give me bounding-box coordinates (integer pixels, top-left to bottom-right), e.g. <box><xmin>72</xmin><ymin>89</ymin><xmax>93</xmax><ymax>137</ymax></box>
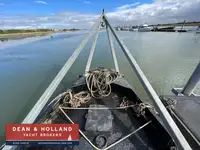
<box><xmin>63</xmin><ymin>89</ymin><xmax>91</xmax><ymax>108</ymax></box>
<box><xmin>61</xmin><ymin>68</ymin><xmax>120</xmax><ymax>107</ymax></box>
<box><xmin>86</xmin><ymin>68</ymin><xmax>120</xmax><ymax>98</ymax></box>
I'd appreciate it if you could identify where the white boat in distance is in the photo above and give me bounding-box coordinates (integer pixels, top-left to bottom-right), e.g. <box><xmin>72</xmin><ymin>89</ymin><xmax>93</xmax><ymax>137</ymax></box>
<box><xmin>138</xmin><ymin>24</ymin><xmax>151</xmax><ymax>32</ymax></box>
<box><xmin>129</xmin><ymin>26</ymin><xmax>139</xmax><ymax>31</ymax></box>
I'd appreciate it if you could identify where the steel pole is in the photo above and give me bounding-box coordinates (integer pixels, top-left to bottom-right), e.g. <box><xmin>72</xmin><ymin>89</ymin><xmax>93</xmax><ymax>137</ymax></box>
<box><xmin>2</xmin><ymin>15</ymin><xmax>103</xmax><ymax>150</ymax></box>
<box><xmin>22</xmin><ymin>16</ymin><xmax>101</xmax><ymax>124</ymax></box>
<box><xmin>103</xmin><ymin>14</ymin><xmax>192</xmax><ymax>150</ymax></box>
<box><xmin>182</xmin><ymin>61</ymin><xmax>200</xmax><ymax>96</ymax></box>
<box><xmin>106</xmin><ymin>24</ymin><xmax>120</xmax><ymax>73</ymax></box>
<box><xmin>85</xmin><ymin>18</ymin><xmax>101</xmax><ymax>73</ymax></box>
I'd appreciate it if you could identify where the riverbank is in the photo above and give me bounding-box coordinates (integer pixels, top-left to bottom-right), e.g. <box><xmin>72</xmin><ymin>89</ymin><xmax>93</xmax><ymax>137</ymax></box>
<box><xmin>0</xmin><ymin>31</ymin><xmax>64</xmax><ymax>38</ymax></box>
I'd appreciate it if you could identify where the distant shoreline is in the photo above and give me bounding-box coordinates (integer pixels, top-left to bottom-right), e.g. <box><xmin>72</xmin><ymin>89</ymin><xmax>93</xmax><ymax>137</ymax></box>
<box><xmin>149</xmin><ymin>23</ymin><xmax>200</xmax><ymax>27</ymax></box>
<box><xmin>0</xmin><ymin>31</ymin><xmax>71</xmax><ymax>38</ymax></box>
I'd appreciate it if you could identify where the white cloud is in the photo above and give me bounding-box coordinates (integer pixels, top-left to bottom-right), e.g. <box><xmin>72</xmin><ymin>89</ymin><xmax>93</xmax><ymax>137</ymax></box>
<box><xmin>84</xmin><ymin>1</ymin><xmax>91</xmax><ymax>4</ymax></box>
<box><xmin>107</xmin><ymin>0</ymin><xmax>200</xmax><ymax>25</ymax></box>
<box><xmin>116</xmin><ymin>2</ymin><xmax>140</xmax><ymax>10</ymax></box>
<box><xmin>1</xmin><ymin>0</ymin><xmax>200</xmax><ymax>29</ymax></box>
<box><xmin>0</xmin><ymin>12</ymin><xmax>99</xmax><ymax>29</ymax></box>
<box><xmin>35</xmin><ymin>1</ymin><xmax>47</xmax><ymax>4</ymax></box>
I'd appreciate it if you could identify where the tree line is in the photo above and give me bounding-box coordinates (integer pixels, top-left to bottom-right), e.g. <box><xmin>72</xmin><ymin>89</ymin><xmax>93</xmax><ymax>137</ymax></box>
<box><xmin>0</xmin><ymin>28</ymin><xmax>80</xmax><ymax>34</ymax></box>
<box><xmin>0</xmin><ymin>29</ymin><xmax>53</xmax><ymax>34</ymax></box>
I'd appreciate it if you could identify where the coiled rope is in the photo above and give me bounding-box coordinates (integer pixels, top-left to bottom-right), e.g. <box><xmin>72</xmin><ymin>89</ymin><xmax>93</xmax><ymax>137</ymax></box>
<box><xmin>61</xmin><ymin>92</ymin><xmax>157</xmax><ymax>120</ymax></box>
<box><xmin>63</xmin><ymin>89</ymin><xmax>91</xmax><ymax>108</ymax></box>
<box><xmin>61</xmin><ymin>68</ymin><xmax>120</xmax><ymax>108</ymax></box>
<box><xmin>86</xmin><ymin>68</ymin><xmax>120</xmax><ymax>98</ymax></box>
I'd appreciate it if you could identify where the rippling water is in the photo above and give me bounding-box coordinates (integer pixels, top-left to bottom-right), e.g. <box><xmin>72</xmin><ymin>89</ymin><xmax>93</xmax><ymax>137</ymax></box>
<box><xmin>0</xmin><ymin>30</ymin><xmax>200</xmax><ymax>144</ymax></box>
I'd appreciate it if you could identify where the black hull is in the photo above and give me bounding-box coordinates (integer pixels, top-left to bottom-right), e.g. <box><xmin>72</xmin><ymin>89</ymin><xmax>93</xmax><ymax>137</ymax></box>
<box><xmin>16</xmin><ymin>72</ymin><xmax>176</xmax><ymax>150</ymax></box>
<box><xmin>151</xmin><ymin>26</ymin><xmax>175</xmax><ymax>32</ymax></box>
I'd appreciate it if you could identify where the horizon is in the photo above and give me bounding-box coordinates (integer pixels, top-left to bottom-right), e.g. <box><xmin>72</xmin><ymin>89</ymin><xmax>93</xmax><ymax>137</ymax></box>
<box><xmin>1</xmin><ymin>20</ymin><xmax>200</xmax><ymax>30</ymax></box>
<box><xmin>1</xmin><ymin>0</ymin><xmax>200</xmax><ymax>29</ymax></box>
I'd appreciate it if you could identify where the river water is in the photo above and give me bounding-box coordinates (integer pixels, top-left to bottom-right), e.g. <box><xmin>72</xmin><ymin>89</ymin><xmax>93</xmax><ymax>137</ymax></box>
<box><xmin>0</xmin><ymin>30</ymin><xmax>200</xmax><ymax>144</ymax></box>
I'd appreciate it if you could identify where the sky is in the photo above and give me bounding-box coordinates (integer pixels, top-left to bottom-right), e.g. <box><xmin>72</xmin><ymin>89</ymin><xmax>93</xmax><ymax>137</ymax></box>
<box><xmin>0</xmin><ymin>0</ymin><xmax>200</xmax><ymax>29</ymax></box>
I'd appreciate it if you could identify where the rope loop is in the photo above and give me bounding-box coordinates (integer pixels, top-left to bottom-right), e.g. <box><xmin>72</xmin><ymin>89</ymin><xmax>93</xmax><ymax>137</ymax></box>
<box><xmin>63</xmin><ymin>90</ymin><xmax>91</xmax><ymax>108</ymax></box>
<box><xmin>86</xmin><ymin>68</ymin><xmax>120</xmax><ymax>98</ymax></box>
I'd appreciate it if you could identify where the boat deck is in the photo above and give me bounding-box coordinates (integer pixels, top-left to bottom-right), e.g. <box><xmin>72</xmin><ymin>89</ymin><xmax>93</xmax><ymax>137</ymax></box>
<box><xmin>52</xmin><ymin>92</ymin><xmax>169</xmax><ymax>150</ymax></box>
<box><xmin>22</xmin><ymin>81</ymin><xmax>173</xmax><ymax>150</ymax></box>
<box><xmin>161</xmin><ymin>96</ymin><xmax>200</xmax><ymax>149</ymax></box>
<box><xmin>58</xmin><ymin>99</ymin><xmax>148</xmax><ymax>150</ymax></box>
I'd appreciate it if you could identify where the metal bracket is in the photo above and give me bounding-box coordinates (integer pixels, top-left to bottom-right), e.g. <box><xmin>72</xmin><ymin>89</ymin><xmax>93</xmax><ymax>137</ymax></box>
<box><xmin>172</xmin><ymin>88</ymin><xmax>199</xmax><ymax>96</ymax></box>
